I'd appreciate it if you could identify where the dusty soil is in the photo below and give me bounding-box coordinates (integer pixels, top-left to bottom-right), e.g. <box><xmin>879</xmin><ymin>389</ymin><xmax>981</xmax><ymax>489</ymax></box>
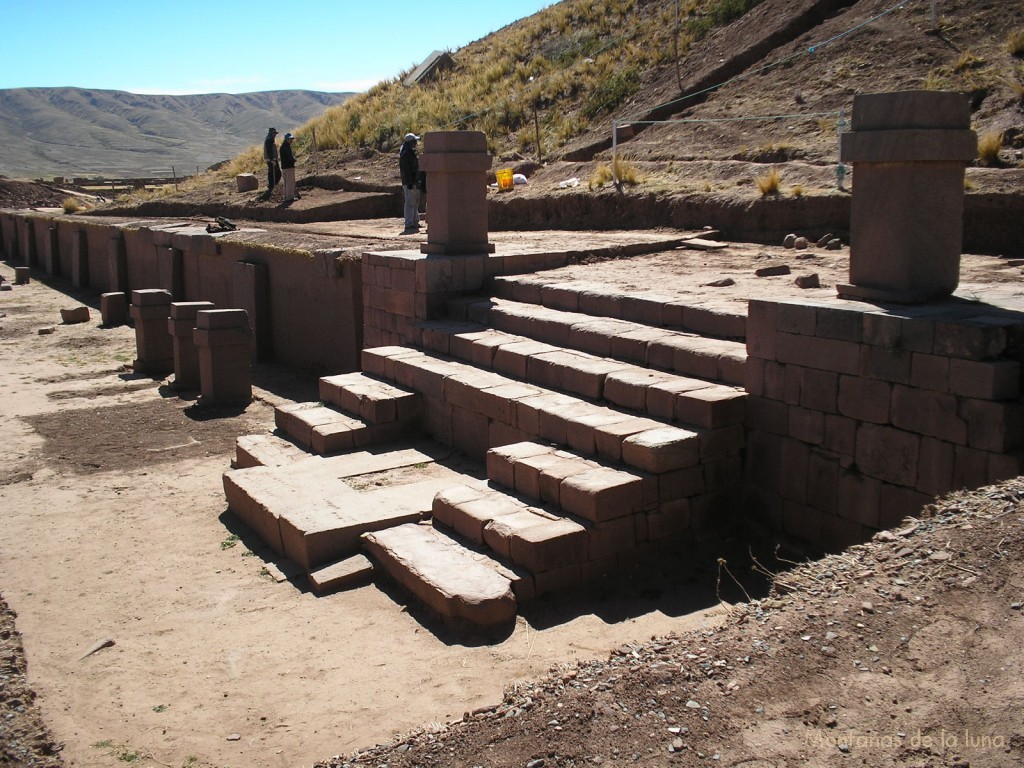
<box><xmin>0</xmin><ymin>178</ymin><xmax>89</xmax><ymax>210</ymax></box>
<box><xmin>3</xmin><ymin>231</ymin><xmax>1024</xmax><ymax>768</ymax></box>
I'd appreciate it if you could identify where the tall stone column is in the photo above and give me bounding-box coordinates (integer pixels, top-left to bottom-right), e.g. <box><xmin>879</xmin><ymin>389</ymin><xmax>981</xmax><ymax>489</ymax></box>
<box><xmin>838</xmin><ymin>90</ymin><xmax>977</xmax><ymax>303</ymax></box>
<box><xmin>418</xmin><ymin>131</ymin><xmax>495</xmax><ymax>256</ymax></box>
<box><xmin>71</xmin><ymin>230</ymin><xmax>89</xmax><ymax>288</ymax></box>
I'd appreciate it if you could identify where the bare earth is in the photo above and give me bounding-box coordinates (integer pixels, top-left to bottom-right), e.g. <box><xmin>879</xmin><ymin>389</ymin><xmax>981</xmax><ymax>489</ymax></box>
<box><xmin>3</xmin><ymin>231</ymin><xmax>1024</xmax><ymax>768</ymax></box>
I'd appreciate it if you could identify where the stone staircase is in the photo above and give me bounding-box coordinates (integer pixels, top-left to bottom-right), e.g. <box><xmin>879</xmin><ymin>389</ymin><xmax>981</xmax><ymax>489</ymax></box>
<box><xmin>223</xmin><ymin>274</ymin><xmax>749</xmax><ymax>626</ymax></box>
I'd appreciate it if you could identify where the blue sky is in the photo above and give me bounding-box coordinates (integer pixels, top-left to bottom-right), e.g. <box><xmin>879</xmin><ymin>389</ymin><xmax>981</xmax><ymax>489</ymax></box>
<box><xmin>2</xmin><ymin>0</ymin><xmax>555</xmax><ymax>94</ymax></box>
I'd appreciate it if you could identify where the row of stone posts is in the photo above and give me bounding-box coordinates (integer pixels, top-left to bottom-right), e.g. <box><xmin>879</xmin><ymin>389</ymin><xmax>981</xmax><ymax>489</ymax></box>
<box><xmin>106</xmin><ymin>288</ymin><xmax>253</xmax><ymax>405</ymax></box>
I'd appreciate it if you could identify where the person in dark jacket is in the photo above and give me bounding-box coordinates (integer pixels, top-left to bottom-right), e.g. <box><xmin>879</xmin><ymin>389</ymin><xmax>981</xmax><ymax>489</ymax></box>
<box><xmin>280</xmin><ymin>132</ymin><xmax>299</xmax><ymax>202</ymax></box>
<box><xmin>263</xmin><ymin>127</ymin><xmax>280</xmax><ymax>192</ymax></box>
<box><xmin>399</xmin><ymin>133</ymin><xmax>420</xmax><ymax>233</ymax></box>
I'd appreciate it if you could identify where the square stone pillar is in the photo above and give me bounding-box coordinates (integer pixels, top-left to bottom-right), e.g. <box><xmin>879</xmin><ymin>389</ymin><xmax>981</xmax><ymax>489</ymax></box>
<box><xmin>100</xmin><ymin>292</ymin><xmax>127</xmax><ymax>327</ymax></box>
<box><xmin>168</xmin><ymin>301</ymin><xmax>215</xmax><ymax>391</ymax></box>
<box><xmin>44</xmin><ymin>226</ymin><xmax>61</xmax><ymax>277</ymax></box>
<box><xmin>418</xmin><ymin>131</ymin><xmax>495</xmax><ymax>256</ymax></box>
<box><xmin>232</xmin><ymin>261</ymin><xmax>271</xmax><ymax>361</ymax></box>
<box><xmin>20</xmin><ymin>219</ymin><xmax>37</xmax><ymax>267</ymax></box>
<box><xmin>109</xmin><ymin>231</ymin><xmax>129</xmax><ymax>293</ymax></box>
<box><xmin>71</xmin><ymin>230</ymin><xmax>89</xmax><ymax>288</ymax></box>
<box><xmin>838</xmin><ymin>91</ymin><xmax>977</xmax><ymax>303</ymax></box>
<box><xmin>194</xmin><ymin>309</ymin><xmax>252</xmax><ymax>405</ymax></box>
<box><xmin>158</xmin><ymin>246</ymin><xmax>184</xmax><ymax>299</ymax></box>
<box><xmin>130</xmin><ymin>289</ymin><xmax>174</xmax><ymax>375</ymax></box>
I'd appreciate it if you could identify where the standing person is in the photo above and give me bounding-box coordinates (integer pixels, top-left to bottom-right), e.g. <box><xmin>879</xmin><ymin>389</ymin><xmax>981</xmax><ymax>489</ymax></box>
<box><xmin>263</xmin><ymin>127</ymin><xmax>280</xmax><ymax>193</ymax></box>
<box><xmin>399</xmin><ymin>132</ymin><xmax>420</xmax><ymax>233</ymax></box>
<box><xmin>280</xmin><ymin>132</ymin><xmax>299</xmax><ymax>202</ymax></box>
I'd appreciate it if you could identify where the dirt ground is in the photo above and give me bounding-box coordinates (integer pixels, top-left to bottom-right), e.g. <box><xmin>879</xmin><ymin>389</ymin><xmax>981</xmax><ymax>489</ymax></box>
<box><xmin>3</xmin><ymin>233</ymin><xmax>1024</xmax><ymax>768</ymax></box>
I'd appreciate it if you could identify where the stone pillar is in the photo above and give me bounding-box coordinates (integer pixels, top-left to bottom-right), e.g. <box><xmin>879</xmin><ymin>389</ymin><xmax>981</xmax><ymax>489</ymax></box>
<box><xmin>109</xmin><ymin>231</ymin><xmax>129</xmax><ymax>293</ymax></box>
<box><xmin>71</xmin><ymin>230</ymin><xmax>89</xmax><ymax>288</ymax></box>
<box><xmin>194</xmin><ymin>309</ymin><xmax>253</xmax><ymax>405</ymax></box>
<box><xmin>101</xmin><ymin>292</ymin><xmax>127</xmax><ymax>327</ymax></box>
<box><xmin>168</xmin><ymin>301</ymin><xmax>215</xmax><ymax>391</ymax></box>
<box><xmin>44</xmin><ymin>226</ymin><xmax>61</xmax><ymax>277</ymax></box>
<box><xmin>14</xmin><ymin>266</ymin><xmax>30</xmax><ymax>285</ymax></box>
<box><xmin>21</xmin><ymin>220</ymin><xmax>37</xmax><ymax>267</ymax></box>
<box><xmin>232</xmin><ymin>260</ymin><xmax>271</xmax><ymax>361</ymax></box>
<box><xmin>158</xmin><ymin>246</ymin><xmax>184</xmax><ymax>299</ymax></box>
<box><xmin>1</xmin><ymin>214</ymin><xmax>17</xmax><ymax>261</ymax></box>
<box><xmin>130</xmin><ymin>289</ymin><xmax>174</xmax><ymax>375</ymax></box>
<box><xmin>418</xmin><ymin>131</ymin><xmax>495</xmax><ymax>255</ymax></box>
<box><xmin>838</xmin><ymin>90</ymin><xmax>977</xmax><ymax>303</ymax></box>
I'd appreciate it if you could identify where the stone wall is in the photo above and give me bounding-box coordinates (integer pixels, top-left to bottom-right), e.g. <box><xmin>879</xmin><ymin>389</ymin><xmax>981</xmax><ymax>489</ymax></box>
<box><xmin>0</xmin><ymin>211</ymin><xmax>364</xmax><ymax>374</ymax></box>
<box><xmin>744</xmin><ymin>298</ymin><xmax>1024</xmax><ymax>551</ymax></box>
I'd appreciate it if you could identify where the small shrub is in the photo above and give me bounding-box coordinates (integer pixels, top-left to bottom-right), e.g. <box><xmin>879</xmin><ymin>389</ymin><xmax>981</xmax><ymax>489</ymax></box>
<box><xmin>755</xmin><ymin>167</ymin><xmax>782</xmax><ymax>196</ymax></box>
<box><xmin>922</xmin><ymin>69</ymin><xmax>947</xmax><ymax>90</ymax></box>
<box><xmin>1008</xmin><ymin>29</ymin><xmax>1024</xmax><ymax>57</ymax></box>
<box><xmin>977</xmin><ymin>131</ymin><xmax>1003</xmax><ymax>166</ymax></box>
<box><xmin>62</xmin><ymin>196</ymin><xmax>82</xmax><ymax>214</ymax></box>
<box><xmin>613</xmin><ymin>155</ymin><xmax>640</xmax><ymax>186</ymax></box>
<box><xmin>953</xmin><ymin>51</ymin><xmax>983</xmax><ymax>73</ymax></box>
<box><xmin>588</xmin><ymin>164</ymin><xmax>614</xmax><ymax>189</ymax></box>
<box><xmin>964</xmin><ymin>177</ymin><xmax>977</xmax><ymax>191</ymax></box>
<box><xmin>790</xmin><ymin>184</ymin><xmax>805</xmax><ymax>198</ymax></box>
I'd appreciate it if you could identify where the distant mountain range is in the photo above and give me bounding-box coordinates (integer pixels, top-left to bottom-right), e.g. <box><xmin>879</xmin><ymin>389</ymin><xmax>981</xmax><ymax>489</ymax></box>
<box><xmin>0</xmin><ymin>87</ymin><xmax>353</xmax><ymax>179</ymax></box>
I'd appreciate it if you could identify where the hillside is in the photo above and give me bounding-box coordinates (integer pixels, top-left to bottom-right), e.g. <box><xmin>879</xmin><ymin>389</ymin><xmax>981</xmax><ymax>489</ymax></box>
<box><xmin>0</xmin><ymin>87</ymin><xmax>352</xmax><ymax>179</ymax></box>
<box><xmin>98</xmin><ymin>0</ymin><xmax>1022</xmax><ymax>233</ymax></box>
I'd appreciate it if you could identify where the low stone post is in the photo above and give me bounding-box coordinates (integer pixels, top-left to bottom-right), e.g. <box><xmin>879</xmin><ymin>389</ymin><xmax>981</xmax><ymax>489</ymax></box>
<box><xmin>418</xmin><ymin>131</ymin><xmax>495</xmax><ymax>256</ymax></box>
<box><xmin>100</xmin><ymin>292</ymin><xmax>127</xmax><ymax>327</ymax></box>
<box><xmin>838</xmin><ymin>90</ymin><xmax>977</xmax><ymax>303</ymax></box>
<box><xmin>130</xmin><ymin>289</ymin><xmax>174</xmax><ymax>375</ymax></box>
<box><xmin>14</xmin><ymin>266</ymin><xmax>30</xmax><ymax>285</ymax></box>
<box><xmin>168</xmin><ymin>301</ymin><xmax>215</xmax><ymax>391</ymax></box>
<box><xmin>193</xmin><ymin>309</ymin><xmax>252</xmax><ymax>405</ymax></box>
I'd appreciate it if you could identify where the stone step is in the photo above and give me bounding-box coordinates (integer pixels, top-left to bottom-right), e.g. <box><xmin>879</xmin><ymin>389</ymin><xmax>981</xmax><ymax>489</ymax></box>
<box><xmin>222</xmin><ymin>446</ymin><xmax>449</xmax><ymax>571</ymax></box>
<box><xmin>362</xmin><ymin>522</ymin><xmax>517</xmax><ymax>626</ymax></box>
<box><xmin>318</xmin><ymin>371</ymin><xmax>422</xmax><ymax>424</ymax></box>
<box><xmin>234</xmin><ymin>433</ymin><xmax>310</xmax><ymax>468</ymax></box>
<box><xmin>274</xmin><ymin>400</ymin><xmax>413</xmax><ymax>456</ymax></box>
<box><xmin>486</xmin><ymin>274</ymin><xmax>747</xmax><ymax>340</ymax></box>
<box><xmin>454</xmin><ymin>297</ymin><xmax>746</xmax><ymax>386</ymax></box>
<box><xmin>361</xmin><ymin>346</ymin><xmax>718</xmax><ymax>471</ymax></box>
<box><xmin>308</xmin><ymin>553</ymin><xmax>375</xmax><ymax>595</ymax></box>
<box><xmin>418</xmin><ymin>320</ymin><xmax>746</xmax><ymax>430</ymax></box>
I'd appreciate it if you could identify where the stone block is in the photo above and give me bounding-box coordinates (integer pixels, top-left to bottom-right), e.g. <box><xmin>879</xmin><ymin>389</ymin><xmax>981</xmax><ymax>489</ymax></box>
<box><xmin>587</xmin><ymin>515</ymin><xmax>637</xmax><ymax>560</ymax></box>
<box><xmin>855</xmin><ymin>423</ymin><xmax>920</xmax><ymax>486</ymax></box>
<box><xmin>789</xmin><ymin>407</ymin><xmax>824</xmax><ymax>445</ymax></box>
<box><xmin>890</xmin><ymin>385</ymin><xmax>966</xmax><ymax>444</ymax></box>
<box><xmin>621</xmin><ymin>427</ymin><xmax>700</xmax><ymax>473</ymax></box>
<box><xmin>559</xmin><ymin>467</ymin><xmax>643</xmax><ymax>523</ymax></box>
<box><xmin>878</xmin><ymin>484</ymin><xmax>931</xmax><ymax>530</ymax></box>
<box><xmin>837</xmin><ymin>375</ymin><xmax>891</xmax><ymax>424</ymax></box>
<box><xmin>60</xmin><ymin>306</ymin><xmax>90</xmax><ymax>324</ymax></box>
<box><xmin>949</xmin><ymin>358</ymin><xmax>1020</xmax><ymax>401</ymax></box>
<box><xmin>837</xmin><ymin>470</ymin><xmax>881</xmax><ymax>528</ymax></box>
<box><xmin>916</xmin><ymin>437</ymin><xmax>955</xmax><ymax>496</ymax></box>
<box><xmin>799</xmin><ymin>368</ymin><xmax>838</xmax><ymax>413</ymax></box>
<box><xmin>777</xmin><ymin>332</ymin><xmax>860</xmax><ymax>375</ymax></box>
<box><xmin>431</xmin><ymin>484</ymin><xmax>489</xmax><ymax>529</ymax></box>
<box><xmin>909</xmin><ymin>353</ymin><xmax>950</xmax><ymax>393</ymax></box>
<box><xmin>14</xmin><ymin>266</ymin><xmax>30</xmax><ymax>284</ymax></box>
<box><xmin>99</xmin><ymin>292</ymin><xmax>126</xmax><ymax>327</ymax></box>
<box><xmin>236</xmin><ymin>173</ymin><xmax>259</xmax><ymax>192</ymax></box>
<box><xmin>959</xmin><ymin>399</ymin><xmax>1024</xmax><ymax>453</ymax></box>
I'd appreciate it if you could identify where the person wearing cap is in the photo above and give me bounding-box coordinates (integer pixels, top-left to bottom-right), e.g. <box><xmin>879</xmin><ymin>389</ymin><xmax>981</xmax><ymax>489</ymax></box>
<box><xmin>263</xmin><ymin>127</ymin><xmax>280</xmax><ymax>193</ymax></box>
<box><xmin>280</xmin><ymin>132</ymin><xmax>299</xmax><ymax>202</ymax></box>
<box><xmin>399</xmin><ymin>132</ymin><xmax>420</xmax><ymax>233</ymax></box>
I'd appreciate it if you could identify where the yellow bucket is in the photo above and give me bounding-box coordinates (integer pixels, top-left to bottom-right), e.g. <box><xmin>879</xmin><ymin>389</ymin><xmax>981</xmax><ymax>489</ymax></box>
<box><xmin>496</xmin><ymin>168</ymin><xmax>514</xmax><ymax>191</ymax></box>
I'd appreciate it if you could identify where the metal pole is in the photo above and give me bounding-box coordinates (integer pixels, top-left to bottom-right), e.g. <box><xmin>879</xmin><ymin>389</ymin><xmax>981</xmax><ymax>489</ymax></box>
<box><xmin>533</xmin><ymin>106</ymin><xmax>542</xmax><ymax>164</ymax></box>
<box><xmin>931</xmin><ymin>0</ymin><xmax>937</xmax><ymax>28</ymax></box>
<box><xmin>172</xmin><ymin>166</ymin><xmax>178</xmax><ymax>192</ymax></box>
<box><xmin>611</xmin><ymin>120</ymin><xmax>619</xmax><ymax>187</ymax></box>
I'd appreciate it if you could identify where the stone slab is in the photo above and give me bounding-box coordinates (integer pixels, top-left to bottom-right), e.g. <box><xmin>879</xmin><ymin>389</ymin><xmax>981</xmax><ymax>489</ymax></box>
<box><xmin>308</xmin><ymin>553</ymin><xmax>375</xmax><ymax>595</ymax></box>
<box><xmin>362</xmin><ymin>523</ymin><xmax>516</xmax><ymax>626</ymax></box>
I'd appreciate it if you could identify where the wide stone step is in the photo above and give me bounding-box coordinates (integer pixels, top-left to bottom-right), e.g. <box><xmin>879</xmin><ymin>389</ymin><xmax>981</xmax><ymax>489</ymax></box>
<box><xmin>222</xmin><ymin>446</ymin><xmax>448</xmax><ymax>571</ymax></box>
<box><xmin>486</xmin><ymin>274</ymin><xmax>747</xmax><ymax>340</ymax></box>
<box><xmin>361</xmin><ymin>346</ymin><xmax>714</xmax><ymax>470</ymax></box>
<box><xmin>234</xmin><ymin>433</ymin><xmax>309</xmax><ymax>468</ymax></box>
<box><xmin>362</xmin><ymin>523</ymin><xmax>517</xmax><ymax>626</ymax></box>
<box><xmin>457</xmin><ymin>297</ymin><xmax>746</xmax><ymax>386</ymax></box>
<box><xmin>418</xmin><ymin>320</ymin><xmax>746</xmax><ymax>430</ymax></box>
<box><xmin>274</xmin><ymin>401</ymin><xmax>415</xmax><ymax>455</ymax></box>
<box><xmin>318</xmin><ymin>371</ymin><xmax>422</xmax><ymax>424</ymax></box>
